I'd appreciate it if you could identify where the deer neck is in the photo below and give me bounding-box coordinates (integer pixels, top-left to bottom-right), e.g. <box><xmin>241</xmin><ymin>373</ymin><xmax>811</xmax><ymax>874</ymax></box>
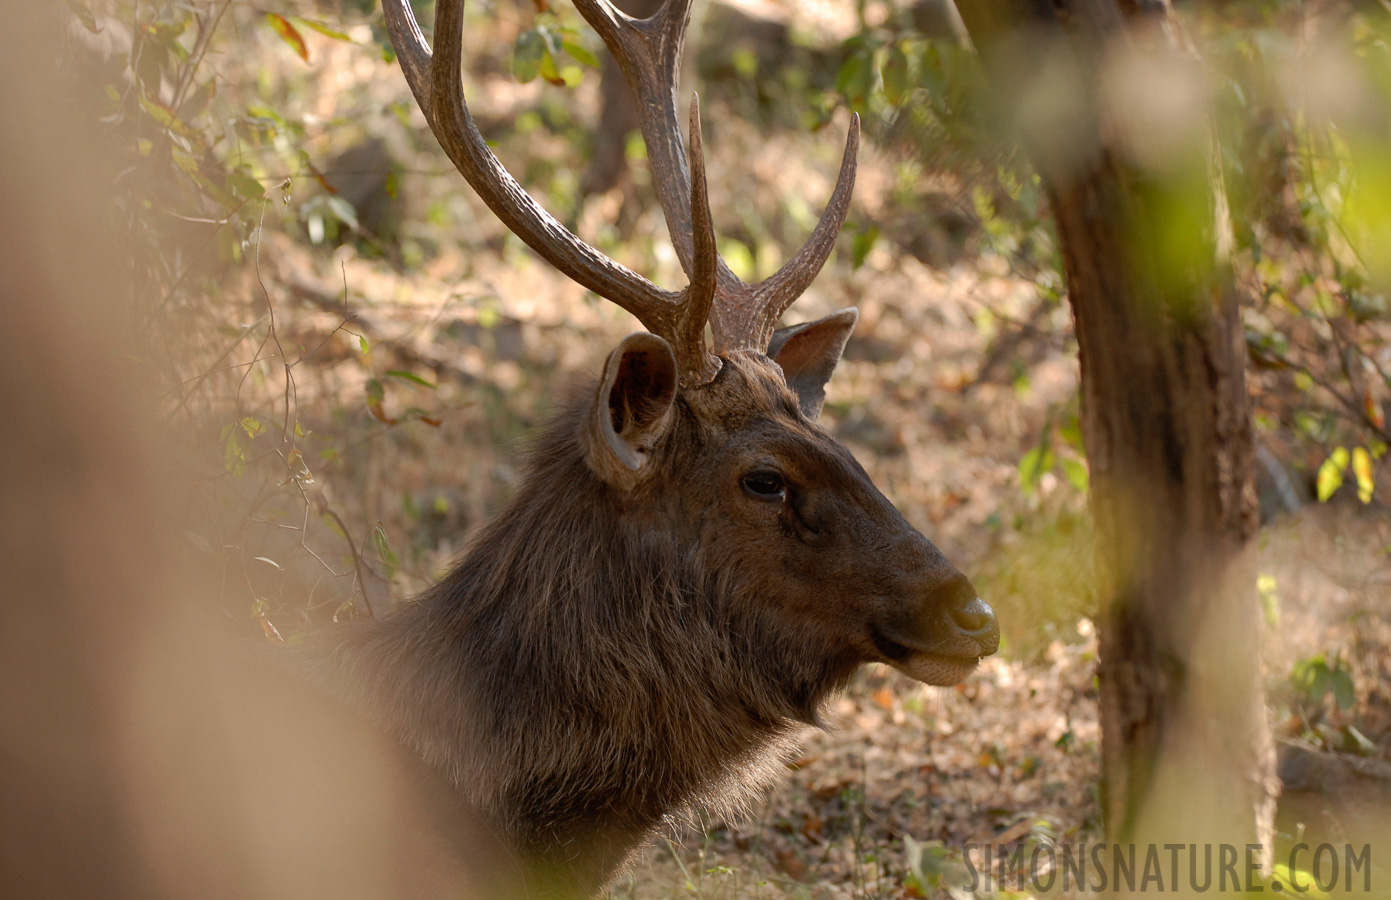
<box><xmin>321</xmin><ymin>418</ymin><xmax>853</xmax><ymax>892</ymax></box>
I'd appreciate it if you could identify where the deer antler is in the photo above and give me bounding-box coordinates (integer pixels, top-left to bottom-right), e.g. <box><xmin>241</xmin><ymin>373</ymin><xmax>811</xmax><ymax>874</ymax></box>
<box><xmin>381</xmin><ymin>0</ymin><xmax>858</xmax><ymax>386</ymax></box>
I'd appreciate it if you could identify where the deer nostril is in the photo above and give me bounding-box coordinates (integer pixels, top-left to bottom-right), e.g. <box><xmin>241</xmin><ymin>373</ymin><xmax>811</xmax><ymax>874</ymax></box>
<box><xmin>950</xmin><ymin>596</ymin><xmax>995</xmax><ymax>634</ymax></box>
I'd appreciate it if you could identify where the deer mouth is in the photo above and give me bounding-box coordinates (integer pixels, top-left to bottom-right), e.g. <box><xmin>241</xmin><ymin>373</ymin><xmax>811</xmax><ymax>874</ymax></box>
<box><xmin>868</xmin><ymin>626</ymin><xmax>983</xmax><ymax>687</ymax></box>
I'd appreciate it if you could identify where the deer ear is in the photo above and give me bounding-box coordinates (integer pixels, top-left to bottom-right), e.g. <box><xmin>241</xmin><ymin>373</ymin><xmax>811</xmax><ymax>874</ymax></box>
<box><xmin>768</xmin><ymin>308</ymin><xmax>858</xmax><ymax>419</ymax></box>
<box><xmin>584</xmin><ymin>333</ymin><xmax>679</xmax><ymax>490</ymax></box>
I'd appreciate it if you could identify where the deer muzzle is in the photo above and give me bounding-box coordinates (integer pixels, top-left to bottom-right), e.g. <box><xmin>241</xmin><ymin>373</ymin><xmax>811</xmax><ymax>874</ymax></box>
<box><xmin>870</xmin><ymin>573</ymin><xmax>999</xmax><ymax>686</ymax></box>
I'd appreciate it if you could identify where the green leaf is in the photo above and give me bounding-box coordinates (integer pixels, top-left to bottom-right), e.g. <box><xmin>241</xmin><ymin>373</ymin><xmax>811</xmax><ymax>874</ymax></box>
<box><xmin>295</xmin><ymin>17</ymin><xmax>353</xmax><ymax>42</ymax></box>
<box><xmin>137</xmin><ymin>94</ymin><xmax>195</xmax><ymax>138</ymax></box>
<box><xmin>239</xmin><ymin>417</ymin><xmax>265</xmax><ymax>439</ymax></box>
<box><xmin>851</xmin><ymin>225</ymin><xmax>879</xmax><ymax>270</ymax></box>
<box><xmin>171</xmin><ymin>146</ymin><xmax>200</xmax><ymax>174</ymax></box>
<box><xmin>228</xmin><ymin>169</ymin><xmax>265</xmax><ymax>201</ymax></box>
<box><xmin>537</xmin><ymin>48</ymin><xmax>564</xmax><ymax>86</ymax></box>
<box><xmin>372</xmin><ymin>521</ymin><xmax>398</xmax><ymax>569</ymax></box>
<box><xmin>562</xmin><ymin>38</ymin><xmax>599</xmax><ymax>68</ymax></box>
<box><xmin>1316</xmin><ymin>446</ymin><xmax>1349</xmax><ymax>502</ymax></box>
<box><xmin>881</xmin><ymin>44</ymin><xmax>910</xmax><ymax>107</ymax></box>
<box><xmin>513</xmin><ymin>28</ymin><xmax>546</xmax><ymax>83</ymax></box>
<box><xmin>1018</xmin><ymin>446</ymin><xmax>1054</xmax><ymax>494</ymax></box>
<box><xmin>385</xmin><ymin>369</ymin><xmax>437</xmax><ymax>390</ymax></box>
<box><xmin>265</xmin><ymin>13</ymin><xmax>309</xmax><ymax>63</ymax></box>
<box><xmin>1061</xmin><ymin>458</ymin><xmax>1089</xmax><ymax>493</ymax></box>
<box><xmin>190</xmin><ymin>169</ymin><xmax>243</xmax><ymax>211</ymax></box>
<box><xmin>1257</xmin><ymin>574</ymin><xmax>1279</xmax><ymax>626</ymax></box>
<box><xmin>1332</xmin><ymin>668</ymin><xmax>1356</xmax><ymax>710</ymax></box>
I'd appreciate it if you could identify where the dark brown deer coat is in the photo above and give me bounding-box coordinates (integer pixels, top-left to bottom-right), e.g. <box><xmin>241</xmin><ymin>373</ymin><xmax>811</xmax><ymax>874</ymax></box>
<box><xmin>310</xmin><ymin>333</ymin><xmax>997</xmax><ymax>897</ymax></box>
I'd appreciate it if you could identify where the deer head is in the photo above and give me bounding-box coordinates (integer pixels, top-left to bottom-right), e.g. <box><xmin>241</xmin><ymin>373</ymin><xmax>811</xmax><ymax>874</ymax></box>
<box><xmin>377</xmin><ymin>0</ymin><xmax>996</xmax><ymax>703</ymax></box>
<box><xmin>378</xmin><ymin>0</ymin><xmax>997</xmax><ymax>692</ymax></box>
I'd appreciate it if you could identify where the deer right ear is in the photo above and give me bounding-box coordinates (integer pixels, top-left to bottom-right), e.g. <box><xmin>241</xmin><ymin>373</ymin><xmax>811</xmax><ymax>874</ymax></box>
<box><xmin>768</xmin><ymin>308</ymin><xmax>858</xmax><ymax>419</ymax></box>
<box><xmin>583</xmin><ymin>333</ymin><xmax>679</xmax><ymax>490</ymax></box>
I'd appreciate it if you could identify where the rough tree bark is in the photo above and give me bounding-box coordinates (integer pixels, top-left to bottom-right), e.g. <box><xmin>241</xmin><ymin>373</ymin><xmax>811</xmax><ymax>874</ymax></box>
<box><xmin>954</xmin><ymin>0</ymin><xmax>1278</xmax><ymax>858</ymax></box>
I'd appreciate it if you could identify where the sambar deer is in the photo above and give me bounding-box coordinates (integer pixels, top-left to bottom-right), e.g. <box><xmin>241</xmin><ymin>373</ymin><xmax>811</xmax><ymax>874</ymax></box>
<box><xmin>309</xmin><ymin>0</ymin><xmax>999</xmax><ymax>895</ymax></box>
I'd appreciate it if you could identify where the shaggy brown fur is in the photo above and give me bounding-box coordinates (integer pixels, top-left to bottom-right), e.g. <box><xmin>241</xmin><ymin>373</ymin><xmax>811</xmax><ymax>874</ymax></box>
<box><xmin>309</xmin><ymin>349</ymin><xmax>997</xmax><ymax>898</ymax></box>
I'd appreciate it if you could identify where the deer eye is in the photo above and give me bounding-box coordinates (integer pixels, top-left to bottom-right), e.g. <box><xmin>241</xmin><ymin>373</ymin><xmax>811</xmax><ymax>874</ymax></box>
<box><xmin>741</xmin><ymin>470</ymin><xmax>786</xmax><ymax>502</ymax></box>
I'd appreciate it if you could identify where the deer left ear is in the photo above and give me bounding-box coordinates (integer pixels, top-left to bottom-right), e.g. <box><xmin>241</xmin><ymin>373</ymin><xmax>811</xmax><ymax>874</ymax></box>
<box><xmin>584</xmin><ymin>332</ymin><xmax>679</xmax><ymax>491</ymax></box>
<box><xmin>768</xmin><ymin>308</ymin><xmax>858</xmax><ymax>419</ymax></box>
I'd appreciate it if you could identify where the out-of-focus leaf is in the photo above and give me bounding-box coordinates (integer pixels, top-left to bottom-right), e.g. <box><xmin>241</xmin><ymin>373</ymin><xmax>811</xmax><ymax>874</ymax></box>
<box><xmin>190</xmin><ymin>169</ymin><xmax>243</xmax><ymax>211</ymax></box>
<box><xmin>260</xmin><ymin>613</ymin><xmax>286</xmax><ymax>644</ymax></box>
<box><xmin>1061</xmin><ymin>458</ymin><xmax>1089</xmax><ymax>493</ymax></box>
<box><xmin>385</xmin><ymin>369</ymin><xmax>437</xmax><ymax>390</ymax></box>
<box><xmin>180</xmin><ymin>78</ymin><xmax>217</xmax><ymax>121</ymax></box>
<box><xmin>326</xmin><ymin>194</ymin><xmax>360</xmax><ymax>230</ymax></box>
<box><xmin>372</xmin><ymin>521</ymin><xmax>399</xmax><ymax>569</ymax></box>
<box><xmin>366</xmin><ymin>377</ymin><xmax>393</xmax><ymax>424</ymax></box>
<box><xmin>1018</xmin><ymin>446</ymin><xmax>1054</xmax><ymax>494</ymax></box>
<box><xmin>882</xmin><ymin>44</ymin><xmax>911</xmax><ymax>107</ymax></box>
<box><xmin>222</xmin><ymin>422</ymin><xmax>247</xmax><ymax>477</ymax></box>
<box><xmin>181</xmin><ymin>529</ymin><xmax>214</xmax><ymax>554</ymax></box>
<box><xmin>1339</xmin><ymin>725</ymin><xmax>1376</xmax><ymax>756</ymax></box>
<box><xmin>65</xmin><ymin>0</ymin><xmax>100</xmax><ymax>32</ymax></box>
<box><xmin>1316</xmin><ymin>446</ymin><xmax>1348</xmax><ymax>502</ymax></box>
<box><xmin>295</xmin><ymin>17</ymin><xmax>353</xmax><ymax>41</ymax></box>
<box><xmin>171</xmin><ymin>146</ymin><xmax>200</xmax><ymax>173</ymax></box>
<box><xmin>299</xmin><ymin>149</ymin><xmax>333</xmax><ymax>192</ymax></box>
<box><xmin>851</xmin><ymin>225</ymin><xmax>879</xmax><ymax>270</ymax></box>
<box><xmin>266</xmin><ymin>13</ymin><xmax>309</xmax><ymax>62</ymax></box>
<box><xmin>1257</xmin><ymin>574</ymin><xmax>1279</xmax><ymax>626</ymax></box>
<box><xmin>137</xmin><ymin>94</ymin><xmax>195</xmax><ymax>138</ymax></box>
<box><xmin>513</xmin><ymin>28</ymin><xmax>546</xmax><ymax>83</ymax></box>
<box><xmin>1353</xmin><ymin>446</ymin><xmax>1374</xmax><ymax>504</ymax></box>
<box><xmin>1331</xmin><ymin>667</ymin><xmax>1356</xmax><ymax>710</ymax></box>
<box><xmin>538</xmin><ymin>47</ymin><xmax>564</xmax><ymax>86</ymax></box>
<box><xmin>562</xmin><ymin>38</ymin><xmax>599</xmax><ymax>68</ymax></box>
<box><xmin>286</xmin><ymin>447</ymin><xmax>315</xmax><ymax>486</ymax></box>
<box><xmin>1365</xmin><ymin>388</ymin><xmax>1386</xmax><ymax>430</ymax></box>
<box><xmin>228</xmin><ymin>170</ymin><xmax>266</xmax><ymax>201</ymax></box>
<box><xmin>399</xmin><ymin>408</ymin><xmax>443</xmax><ymax>427</ymax></box>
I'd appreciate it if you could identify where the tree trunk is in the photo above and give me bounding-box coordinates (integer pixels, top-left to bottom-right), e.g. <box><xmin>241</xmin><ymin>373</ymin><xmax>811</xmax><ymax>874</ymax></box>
<box><xmin>955</xmin><ymin>0</ymin><xmax>1278</xmax><ymax>861</ymax></box>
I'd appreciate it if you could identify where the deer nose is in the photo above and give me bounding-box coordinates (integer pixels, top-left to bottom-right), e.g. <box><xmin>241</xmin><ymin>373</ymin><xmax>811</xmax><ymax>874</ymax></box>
<box><xmin>952</xmin><ymin>596</ymin><xmax>997</xmax><ymax>638</ymax></box>
<box><xmin>940</xmin><ymin>576</ymin><xmax>999</xmax><ymax>655</ymax></box>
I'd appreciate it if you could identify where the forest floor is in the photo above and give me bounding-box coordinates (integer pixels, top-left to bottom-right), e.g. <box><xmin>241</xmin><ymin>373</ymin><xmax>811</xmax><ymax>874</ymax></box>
<box><xmin>176</xmin><ymin>7</ymin><xmax>1391</xmax><ymax>897</ymax></box>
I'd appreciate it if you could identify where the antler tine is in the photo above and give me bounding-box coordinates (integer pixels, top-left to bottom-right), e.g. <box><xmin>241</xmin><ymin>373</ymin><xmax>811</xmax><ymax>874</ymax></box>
<box><xmin>710</xmin><ymin>114</ymin><xmax>860</xmax><ymax>355</ymax></box>
<box><xmin>570</xmin><ymin>0</ymin><xmax>706</xmax><ymax>278</ymax></box>
<box><xmin>570</xmin><ymin>0</ymin><xmax>861</xmax><ymax>358</ymax></box>
<box><xmin>380</xmin><ymin>0</ymin><xmax>725</xmax><ymax>383</ymax></box>
<box><xmin>670</xmin><ymin>95</ymin><xmax>720</xmax><ymax>385</ymax></box>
